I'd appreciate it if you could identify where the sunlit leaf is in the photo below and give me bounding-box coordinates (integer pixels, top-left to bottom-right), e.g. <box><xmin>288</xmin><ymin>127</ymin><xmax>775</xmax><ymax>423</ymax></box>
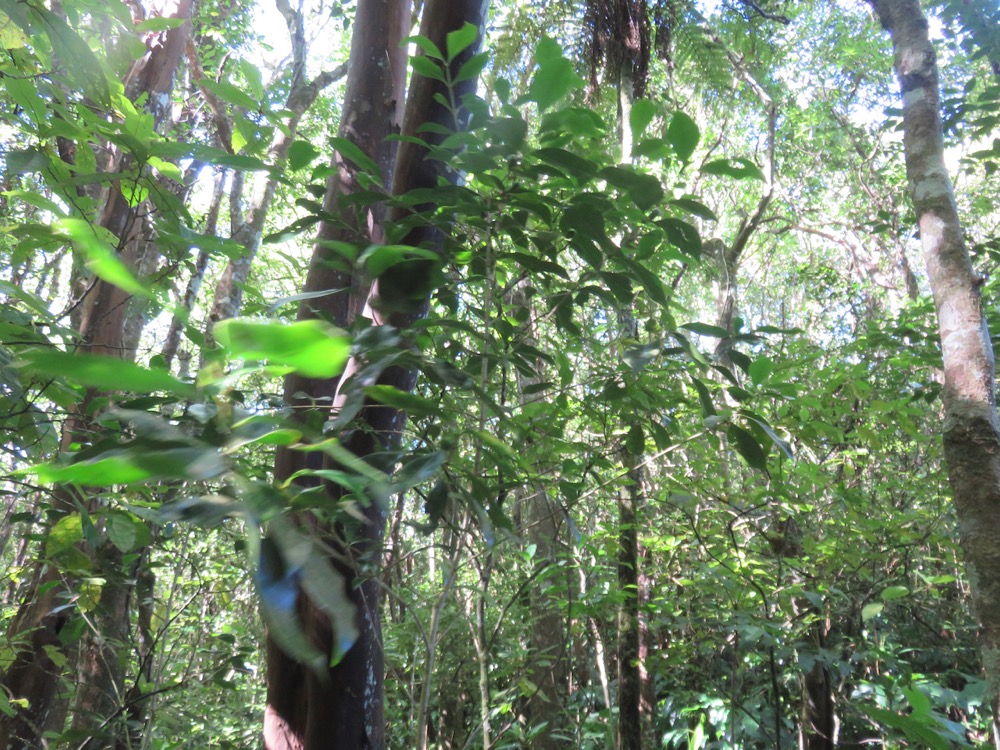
<box><xmin>47</xmin><ymin>514</ymin><xmax>83</xmax><ymax>557</ymax></box>
<box><xmin>524</xmin><ymin>37</ymin><xmax>584</xmax><ymax>111</ymax></box>
<box><xmin>215</xmin><ymin>319</ymin><xmax>350</xmax><ymax>379</ymax></box>
<box><xmin>446</xmin><ymin>22</ymin><xmax>480</xmax><ymax>61</ymax></box>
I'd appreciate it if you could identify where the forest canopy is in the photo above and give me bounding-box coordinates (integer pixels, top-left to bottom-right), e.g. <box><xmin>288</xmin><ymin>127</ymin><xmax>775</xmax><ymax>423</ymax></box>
<box><xmin>1</xmin><ymin>0</ymin><xmax>1000</xmax><ymax>748</ymax></box>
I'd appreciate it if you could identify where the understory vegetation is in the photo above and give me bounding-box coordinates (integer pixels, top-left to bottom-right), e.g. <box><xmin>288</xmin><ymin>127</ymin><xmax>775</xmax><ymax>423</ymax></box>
<box><xmin>2</xmin><ymin>0</ymin><xmax>1000</xmax><ymax>748</ymax></box>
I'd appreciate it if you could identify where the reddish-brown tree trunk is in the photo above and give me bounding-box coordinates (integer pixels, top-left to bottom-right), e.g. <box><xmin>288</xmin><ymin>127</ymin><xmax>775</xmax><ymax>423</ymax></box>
<box><xmin>873</xmin><ymin>0</ymin><xmax>1000</xmax><ymax>742</ymax></box>
<box><xmin>263</xmin><ymin>1</ymin><xmax>409</xmax><ymax>748</ymax></box>
<box><xmin>263</xmin><ymin>1</ymin><xmax>488</xmax><ymax>747</ymax></box>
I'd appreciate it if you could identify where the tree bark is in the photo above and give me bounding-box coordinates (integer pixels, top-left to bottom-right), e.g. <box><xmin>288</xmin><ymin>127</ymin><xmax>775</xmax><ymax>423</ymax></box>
<box><xmin>264</xmin><ymin>1</ymin><xmax>488</xmax><ymax>746</ymax></box>
<box><xmin>873</xmin><ymin>0</ymin><xmax>1000</xmax><ymax>743</ymax></box>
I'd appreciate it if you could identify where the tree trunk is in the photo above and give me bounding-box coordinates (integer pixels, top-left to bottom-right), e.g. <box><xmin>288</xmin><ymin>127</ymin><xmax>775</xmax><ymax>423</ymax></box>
<box><xmin>264</xmin><ymin>5</ymin><xmax>409</xmax><ymax>749</ymax></box>
<box><xmin>264</xmin><ymin>1</ymin><xmax>488</xmax><ymax>745</ymax></box>
<box><xmin>873</xmin><ymin>0</ymin><xmax>1000</xmax><ymax>743</ymax></box>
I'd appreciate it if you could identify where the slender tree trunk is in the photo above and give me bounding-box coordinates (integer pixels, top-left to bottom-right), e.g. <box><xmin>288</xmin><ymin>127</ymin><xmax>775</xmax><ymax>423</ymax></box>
<box><xmin>508</xmin><ymin>283</ymin><xmax>570</xmax><ymax>747</ymax></box>
<box><xmin>264</xmin><ymin>2</ymin><xmax>488</xmax><ymax>745</ymax></box>
<box><xmin>264</xmin><ymin>6</ymin><xmax>409</xmax><ymax>749</ymax></box>
<box><xmin>873</xmin><ymin>0</ymin><xmax>1000</xmax><ymax>744</ymax></box>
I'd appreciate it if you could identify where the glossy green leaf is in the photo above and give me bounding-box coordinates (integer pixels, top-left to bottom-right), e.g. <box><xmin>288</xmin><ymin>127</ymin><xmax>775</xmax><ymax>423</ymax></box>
<box><xmin>214</xmin><ymin>319</ymin><xmax>350</xmax><ymax>379</ymax></box>
<box><xmin>364</xmin><ymin>385</ymin><xmax>438</xmax><ymax>418</ymax></box>
<box><xmin>360</xmin><ymin>244</ymin><xmax>439</xmax><ymax>276</ymax></box>
<box><xmin>881</xmin><ymin>585</ymin><xmax>910</xmax><ymax>601</ymax></box>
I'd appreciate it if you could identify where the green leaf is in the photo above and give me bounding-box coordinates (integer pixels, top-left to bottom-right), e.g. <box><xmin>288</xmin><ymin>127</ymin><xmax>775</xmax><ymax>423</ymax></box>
<box><xmin>328</xmin><ymin>137</ymin><xmax>381</xmax><ymax>176</ymax></box>
<box><xmin>215</xmin><ymin>318</ymin><xmax>351</xmax><ymax>378</ymax></box>
<box><xmin>34</xmin><ymin>6</ymin><xmax>110</xmax><ymax>105</ymax></box>
<box><xmin>667</xmin><ymin>111</ymin><xmax>700</xmax><ymax>162</ymax></box>
<box><xmin>741</xmin><ymin>413</ymin><xmax>794</xmax><ymax>461</ymax></box>
<box><xmin>670</xmin><ymin>197</ymin><xmax>717</xmax><ymax>222</ymax></box>
<box><xmin>19</xmin><ymin>350</ymin><xmax>196</xmax><ymax>398</ymax></box>
<box><xmin>902</xmin><ymin>686</ymin><xmax>931</xmax><ymax>716</ymax></box>
<box><xmin>410</xmin><ymin>54</ymin><xmax>446</xmax><ymax>82</ymax></box>
<box><xmin>214</xmin><ymin>319</ymin><xmax>350</xmax><ymax>379</ymax></box>
<box><xmin>525</xmin><ymin>37</ymin><xmax>584</xmax><ymax>111</ymax></box>
<box><xmin>599</xmin><ymin>166</ymin><xmax>664</xmax><ymax>210</ymax></box>
<box><xmin>630</xmin><ymin>99</ymin><xmax>657</xmax><ymax>142</ymax></box>
<box><xmin>55</xmin><ymin>219</ymin><xmax>150</xmax><ymax>298</ymax></box>
<box><xmin>393</xmin><ymin>451</ymin><xmax>447</xmax><ymax>492</ymax></box>
<box><xmin>702</xmin><ymin>157</ymin><xmax>766</xmax><ymax>181</ymax></box>
<box><xmin>625</xmin><ymin>424</ymin><xmax>645</xmax><ymax>455</ymax></box>
<box><xmin>728</xmin><ymin>424</ymin><xmax>766</xmax><ymax>470</ymax></box>
<box><xmin>681</xmin><ymin>322</ymin><xmax>730</xmax><ymax>338</ymax></box>
<box><xmin>446</xmin><ymin>22</ymin><xmax>479</xmax><ymax>61</ymax></box>
<box><xmin>535</xmin><ymin>147</ymin><xmax>599</xmax><ymax>182</ymax></box>
<box><xmin>288</xmin><ymin>141</ymin><xmax>321</xmax><ymax>171</ymax></box>
<box><xmin>106</xmin><ymin>511</ymin><xmax>138</xmax><ymax>553</ymax></box>
<box><xmin>862</xmin><ymin>601</ymin><xmax>883</xmax><ymax>621</ymax></box>
<box><xmin>748</xmin><ymin>356</ymin><xmax>773</xmax><ymax>385</ymax></box>
<box><xmin>47</xmin><ymin>514</ymin><xmax>83</xmax><ymax>557</ymax></box>
<box><xmin>690</xmin><ymin>376</ymin><xmax>716</xmax><ymax>416</ymax></box>
<box><xmin>455</xmin><ymin>51</ymin><xmax>489</xmax><ymax>83</ymax></box>
<box><xmin>360</xmin><ymin>244</ymin><xmax>439</xmax><ymax>276</ymax></box>
<box><xmin>881</xmin><ymin>585</ymin><xmax>910</xmax><ymax>601</ymax></box>
<box><xmin>34</xmin><ymin>447</ymin><xmax>227</xmax><ymax>486</ymax></box>
<box><xmin>135</xmin><ymin>16</ymin><xmax>188</xmax><ymax>32</ymax></box>
<box><xmin>402</xmin><ymin>34</ymin><xmax>443</xmax><ymax>60</ymax></box>
<box><xmin>200</xmin><ymin>79</ymin><xmax>258</xmax><ymax>111</ymax></box>
<box><xmin>364</xmin><ymin>385</ymin><xmax>437</xmax><ymax>418</ymax></box>
<box><xmin>425</xmin><ymin>479</ymin><xmax>449</xmax><ymax>530</ymax></box>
